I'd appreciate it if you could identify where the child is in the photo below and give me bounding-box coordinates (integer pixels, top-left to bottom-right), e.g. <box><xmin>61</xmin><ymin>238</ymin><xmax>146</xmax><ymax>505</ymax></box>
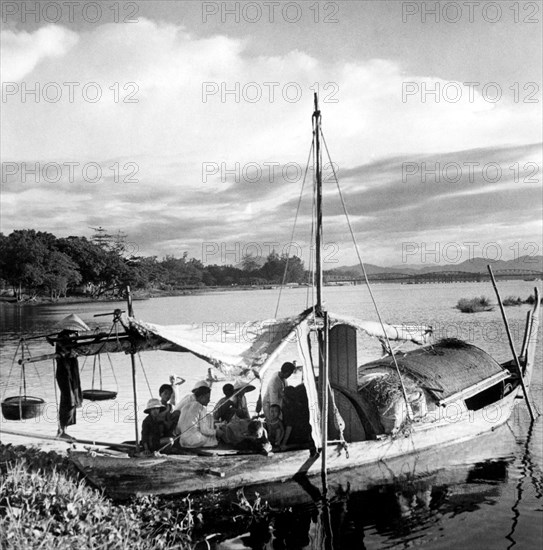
<box><xmin>141</xmin><ymin>398</ymin><xmax>168</xmax><ymax>454</ymax></box>
<box><xmin>157</xmin><ymin>383</ymin><xmax>181</xmax><ymax>437</ymax></box>
<box><xmin>266</xmin><ymin>404</ymin><xmax>285</xmax><ymax>450</ymax></box>
<box><xmin>236</xmin><ymin>419</ymin><xmax>272</xmax><ymax>455</ymax></box>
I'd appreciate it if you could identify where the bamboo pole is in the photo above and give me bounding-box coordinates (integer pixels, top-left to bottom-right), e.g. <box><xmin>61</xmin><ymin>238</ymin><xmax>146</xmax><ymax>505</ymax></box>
<box><xmin>126</xmin><ymin>285</ymin><xmax>140</xmax><ymax>451</ymax></box>
<box><xmin>487</xmin><ymin>265</ymin><xmax>536</xmax><ymax>421</ymax></box>
<box><xmin>0</xmin><ymin>427</ymin><xmax>135</xmax><ymax>452</ymax></box>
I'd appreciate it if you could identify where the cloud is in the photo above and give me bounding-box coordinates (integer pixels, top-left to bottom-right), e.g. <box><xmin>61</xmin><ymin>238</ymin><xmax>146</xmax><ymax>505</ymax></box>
<box><xmin>1</xmin><ymin>20</ymin><xmax>541</xmax><ymax>265</ymax></box>
<box><xmin>0</xmin><ymin>24</ymin><xmax>78</xmax><ymax>81</ymax></box>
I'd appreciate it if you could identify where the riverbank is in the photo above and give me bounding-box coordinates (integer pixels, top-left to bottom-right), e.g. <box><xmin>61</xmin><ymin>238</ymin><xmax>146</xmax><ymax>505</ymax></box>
<box><xmin>0</xmin><ymin>443</ymin><xmax>269</xmax><ymax>549</ymax></box>
<box><xmin>0</xmin><ymin>285</ymin><xmax>286</xmax><ymax>307</ymax></box>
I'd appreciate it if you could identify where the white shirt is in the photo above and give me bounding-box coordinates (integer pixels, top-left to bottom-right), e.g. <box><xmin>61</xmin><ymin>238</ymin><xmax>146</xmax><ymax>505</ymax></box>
<box><xmin>177</xmin><ymin>400</ymin><xmax>217</xmax><ymax>448</ymax></box>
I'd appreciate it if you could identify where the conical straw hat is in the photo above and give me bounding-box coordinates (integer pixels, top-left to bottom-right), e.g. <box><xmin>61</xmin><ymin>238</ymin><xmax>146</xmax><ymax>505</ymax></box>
<box><xmin>55</xmin><ymin>314</ymin><xmax>90</xmax><ymax>332</ymax></box>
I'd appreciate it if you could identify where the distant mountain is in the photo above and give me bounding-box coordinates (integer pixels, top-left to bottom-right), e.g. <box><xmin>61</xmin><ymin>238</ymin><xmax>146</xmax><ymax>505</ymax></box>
<box><xmin>325</xmin><ymin>263</ymin><xmax>420</xmax><ymax>276</ymax></box>
<box><xmin>414</xmin><ymin>255</ymin><xmax>543</xmax><ymax>274</ymax></box>
<box><xmin>326</xmin><ymin>256</ymin><xmax>543</xmax><ymax>276</ymax></box>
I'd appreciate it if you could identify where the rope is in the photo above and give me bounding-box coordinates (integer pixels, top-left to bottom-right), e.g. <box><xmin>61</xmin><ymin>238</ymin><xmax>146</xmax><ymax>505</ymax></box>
<box><xmin>91</xmin><ymin>356</ymin><xmax>97</xmax><ymax>390</ymax></box>
<box><xmin>52</xmin><ymin>359</ymin><xmax>59</xmax><ymax>407</ymax></box>
<box><xmin>137</xmin><ymin>353</ymin><xmax>154</xmax><ymax>397</ymax></box>
<box><xmin>106</xmin><ymin>352</ymin><xmax>119</xmax><ymax>391</ymax></box>
<box><xmin>274</xmin><ymin>141</ymin><xmax>314</xmax><ymax>318</ymax></box>
<box><xmin>306</xmin><ymin>151</ymin><xmax>317</xmax><ymax>310</ymax></box>
<box><xmin>1</xmin><ymin>340</ymin><xmax>21</xmax><ymax>400</ymax></box>
<box><xmin>319</xmin><ymin>128</ymin><xmax>413</xmax><ymax>421</ymax></box>
<box><xmin>24</xmin><ymin>339</ymin><xmax>43</xmax><ymax>388</ymax></box>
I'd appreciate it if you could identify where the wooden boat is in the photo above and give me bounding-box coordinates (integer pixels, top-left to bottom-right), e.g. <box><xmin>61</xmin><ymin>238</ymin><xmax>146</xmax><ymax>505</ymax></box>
<box><xmin>11</xmin><ymin>96</ymin><xmax>541</xmax><ymax>502</ymax></box>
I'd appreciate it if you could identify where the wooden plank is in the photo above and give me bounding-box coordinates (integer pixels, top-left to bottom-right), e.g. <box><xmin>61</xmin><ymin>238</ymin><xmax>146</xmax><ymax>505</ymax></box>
<box><xmin>438</xmin><ymin>371</ymin><xmax>509</xmax><ymax>405</ymax></box>
<box><xmin>0</xmin><ymin>427</ymin><xmax>136</xmax><ymax>452</ymax></box>
<box><xmin>328</xmin><ymin>324</ymin><xmax>366</xmax><ymax>442</ymax></box>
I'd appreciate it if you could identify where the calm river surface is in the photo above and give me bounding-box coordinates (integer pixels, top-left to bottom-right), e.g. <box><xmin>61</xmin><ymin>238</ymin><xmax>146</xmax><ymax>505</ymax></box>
<box><xmin>1</xmin><ymin>281</ymin><xmax>542</xmax><ymax>549</ymax></box>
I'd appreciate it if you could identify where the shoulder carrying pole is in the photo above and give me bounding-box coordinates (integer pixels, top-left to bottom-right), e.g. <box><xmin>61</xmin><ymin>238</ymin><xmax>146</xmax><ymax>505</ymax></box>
<box><xmin>487</xmin><ymin>265</ymin><xmax>536</xmax><ymax>421</ymax></box>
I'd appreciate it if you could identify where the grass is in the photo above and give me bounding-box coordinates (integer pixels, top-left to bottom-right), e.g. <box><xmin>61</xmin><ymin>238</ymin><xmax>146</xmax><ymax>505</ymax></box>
<box><xmin>524</xmin><ymin>293</ymin><xmax>543</xmax><ymax>305</ymax></box>
<box><xmin>502</xmin><ymin>296</ymin><xmax>523</xmax><ymax>306</ymax></box>
<box><xmin>456</xmin><ymin>296</ymin><xmax>493</xmax><ymax>313</ymax></box>
<box><xmin>0</xmin><ymin>444</ymin><xmax>278</xmax><ymax>549</ymax></box>
<box><xmin>0</xmin><ymin>444</ymin><xmax>194</xmax><ymax>550</ymax></box>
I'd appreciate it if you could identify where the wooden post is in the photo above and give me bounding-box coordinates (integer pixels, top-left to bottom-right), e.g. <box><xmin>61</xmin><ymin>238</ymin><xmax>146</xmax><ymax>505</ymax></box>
<box><xmin>487</xmin><ymin>266</ymin><xmax>536</xmax><ymax>421</ymax></box>
<box><xmin>126</xmin><ymin>285</ymin><xmax>140</xmax><ymax>450</ymax></box>
<box><xmin>321</xmin><ymin>311</ymin><xmax>329</xmax><ymax>493</ymax></box>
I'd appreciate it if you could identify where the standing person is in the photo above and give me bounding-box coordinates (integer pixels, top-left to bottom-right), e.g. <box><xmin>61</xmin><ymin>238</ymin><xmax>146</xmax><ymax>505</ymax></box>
<box><xmin>55</xmin><ymin>330</ymin><xmax>83</xmax><ymax>439</ymax></box>
<box><xmin>177</xmin><ymin>385</ymin><xmax>219</xmax><ymax>448</ymax></box>
<box><xmin>260</xmin><ymin>362</ymin><xmax>295</xmax><ymax>422</ymax></box>
<box><xmin>266</xmin><ymin>404</ymin><xmax>285</xmax><ymax>450</ymax></box>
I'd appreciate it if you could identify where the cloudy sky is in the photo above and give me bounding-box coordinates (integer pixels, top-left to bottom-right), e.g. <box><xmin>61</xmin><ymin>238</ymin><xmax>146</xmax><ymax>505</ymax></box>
<box><xmin>1</xmin><ymin>0</ymin><xmax>542</xmax><ymax>267</ymax></box>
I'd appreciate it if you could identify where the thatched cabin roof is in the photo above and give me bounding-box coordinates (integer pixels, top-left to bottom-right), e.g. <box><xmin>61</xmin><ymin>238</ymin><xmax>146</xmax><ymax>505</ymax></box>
<box><xmin>359</xmin><ymin>339</ymin><xmax>507</xmax><ymax>403</ymax></box>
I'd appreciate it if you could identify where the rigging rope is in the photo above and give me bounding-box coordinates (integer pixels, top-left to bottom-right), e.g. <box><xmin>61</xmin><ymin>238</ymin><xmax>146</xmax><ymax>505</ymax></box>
<box><xmin>274</xmin><ymin>141</ymin><xmax>315</xmax><ymax>318</ymax></box>
<box><xmin>1</xmin><ymin>340</ymin><xmax>21</xmax><ymax>400</ymax></box>
<box><xmin>319</xmin><ymin>128</ymin><xmax>413</xmax><ymax>421</ymax></box>
<box><xmin>137</xmin><ymin>352</ymin><xmax>154</xmax><ymax>397</ymax></box>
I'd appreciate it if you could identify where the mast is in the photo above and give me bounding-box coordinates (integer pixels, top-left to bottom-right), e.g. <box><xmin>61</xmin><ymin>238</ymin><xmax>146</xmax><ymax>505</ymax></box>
<box><xmin>313</xmin><ymin>92</ymin><xmax>324</xmax><ymax>314</ymax></box>
<box><xmin>313</xmin><ymin>93</ymin><xmax>329</xmax><ymax>486</ymax></box>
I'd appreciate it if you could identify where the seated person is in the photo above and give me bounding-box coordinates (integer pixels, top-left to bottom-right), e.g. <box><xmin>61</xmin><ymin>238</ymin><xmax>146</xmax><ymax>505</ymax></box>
<box><xmin>214</xmin><ymin>381</ymin><xmax>255</xmax><ymax>423</ymax></box>
<box><xmin>141</xmin><ymin>398</ymin><xmax>172</xmax><ymax>454</ymax></box>
<box><xmin>177</xmin><ymin>385</ymin><xmax>219</xmax><ymax>448</ymax></box>
<box><xmin>231</xmin><ymin>380</ymin><xmax>254</xmax><ymax>419</ymax></box>
<box><xmin>266</xmin><ymin>404</ymin><xmax>285</xmax><ymax>450</ymax></box>
<box><xmin>280</xmin><ymin>385</ymin><xmax>312</xmax><ymax>450</ymax></box>
<box><xmin>235</xmin><ymin>419</ymin><xmax>272</xmax><ymax>455</ymax></box>
<box><xmin>174</xmin><ymin>380</ymin><xmax>209</xmax><ymax>418</ymax></box>
<box><xmin>214</xmin><ymin>383</ymin><xmax>236</xmax><ymax>422</ymax></box>
<box><xmin>157</xmin><ymin>384</ymin><xmax>181</xmax><ymax>437</ymax></box>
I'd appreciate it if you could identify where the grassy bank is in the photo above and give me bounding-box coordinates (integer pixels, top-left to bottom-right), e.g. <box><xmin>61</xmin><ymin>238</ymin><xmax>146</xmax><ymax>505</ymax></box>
<box><xmin>0</xmin><ymin>445</ymin><xmax>203</xmax><ymax>549</ymax></box>
<box><xmin>456</xmin><ymin>296</ymin><xmax>493</xmax><ymax>313</ymax></box>
<box><xmin>0</xmin><ymin>444</ymin><xmax>274</xmax><ymax>549</ymax></box>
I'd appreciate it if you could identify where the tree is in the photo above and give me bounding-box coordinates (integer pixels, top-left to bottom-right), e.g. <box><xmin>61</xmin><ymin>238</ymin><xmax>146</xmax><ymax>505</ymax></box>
<box><xmin>241</xmin><ymin>253</ymin><xmax>259</xmax><ymax>272</ymax></box>
<box><xmin>40</xmin><ymin>250</ymin><xmax>82</xmax><ymax>300</ymax></box>
<box><xmin>0</xmin><ymin>230</ymin><xmax>55</xmax><ymax>299</ymax></box>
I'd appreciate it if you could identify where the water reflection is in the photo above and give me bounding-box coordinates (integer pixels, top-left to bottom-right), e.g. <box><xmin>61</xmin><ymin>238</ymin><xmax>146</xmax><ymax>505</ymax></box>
<box><xmin>218</xmin><ymin>458</ymin><xmax>511</xmax><ymax>550</ymax></box>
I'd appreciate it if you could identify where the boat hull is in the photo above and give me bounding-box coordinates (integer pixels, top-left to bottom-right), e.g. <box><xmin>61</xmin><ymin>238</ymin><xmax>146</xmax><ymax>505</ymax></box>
<box><xmin>70</xmin><ymin>387</ymin><xmax>521</xmax><ymax>501</ymax></box>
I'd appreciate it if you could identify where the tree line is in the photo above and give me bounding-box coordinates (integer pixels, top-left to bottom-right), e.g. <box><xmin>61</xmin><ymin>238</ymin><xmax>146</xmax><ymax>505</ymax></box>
<box><xmin>0</xmin><ymin>230</ymin><xmax>307</xmax><ymax>301</ymax></box>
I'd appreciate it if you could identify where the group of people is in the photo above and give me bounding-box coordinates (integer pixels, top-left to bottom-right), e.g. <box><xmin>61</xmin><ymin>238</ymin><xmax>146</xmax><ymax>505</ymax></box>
<box><xmin>141</xmin><ymin>362</ymin><xmax>312</xmax><ymax>455</ymax></box>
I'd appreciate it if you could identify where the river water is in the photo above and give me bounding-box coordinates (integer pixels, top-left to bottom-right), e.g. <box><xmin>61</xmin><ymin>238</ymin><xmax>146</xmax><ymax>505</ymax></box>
<box><xmin>1</xmin><ymin>281</ymin><xmax>542</xmax><ymax>549</ymax></box>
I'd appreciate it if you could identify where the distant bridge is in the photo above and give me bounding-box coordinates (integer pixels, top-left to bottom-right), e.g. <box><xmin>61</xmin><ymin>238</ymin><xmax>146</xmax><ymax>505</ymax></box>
<box><xmin>324</xmin><ymin>269</ymin><xmax>542</xmax><ymax>285</ymax></box>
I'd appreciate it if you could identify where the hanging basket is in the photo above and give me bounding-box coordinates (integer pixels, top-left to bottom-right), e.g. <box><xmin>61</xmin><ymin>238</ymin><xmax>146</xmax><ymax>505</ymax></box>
<box><xmin>82</xmin><ymin>389</ymin><xmax>117</xmax><ymax>401</ymax></box>
<box><xmin>1</xmin><ymin>396</ymin><xmax>45</xmax><ymax>420</ymax></box>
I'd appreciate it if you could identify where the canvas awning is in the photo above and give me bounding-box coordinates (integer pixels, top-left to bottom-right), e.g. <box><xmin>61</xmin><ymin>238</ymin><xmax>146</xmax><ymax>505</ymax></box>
<box><xmin>127</xmin><ymin>309</ymin><xmax>432</xmax><ymax>377</ymax></box>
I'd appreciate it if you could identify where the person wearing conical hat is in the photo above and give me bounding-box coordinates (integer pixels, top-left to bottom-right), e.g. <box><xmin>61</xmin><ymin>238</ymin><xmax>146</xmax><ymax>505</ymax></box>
<box><xmin>141</xmin><ymin>398</ymin><xmax>167</xmax><ymax>454</ymax></box>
